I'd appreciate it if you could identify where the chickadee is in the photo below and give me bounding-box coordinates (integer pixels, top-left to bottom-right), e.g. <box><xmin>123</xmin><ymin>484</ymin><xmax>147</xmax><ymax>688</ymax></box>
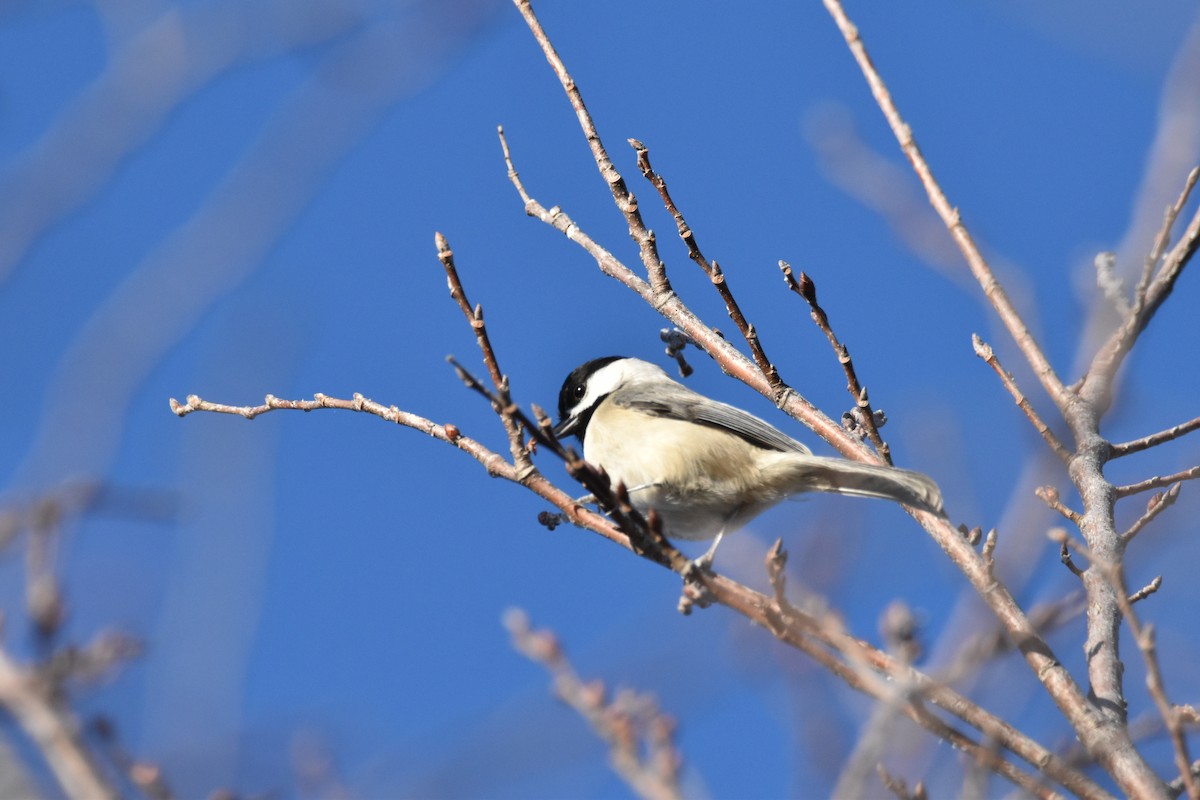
<box><xmin>554</xmin><ymin>356</ymin><xmax>945</xmax><ymax>564</ymax></box>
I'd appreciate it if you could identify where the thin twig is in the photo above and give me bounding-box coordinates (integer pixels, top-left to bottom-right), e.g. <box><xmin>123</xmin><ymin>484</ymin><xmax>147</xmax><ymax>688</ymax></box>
<box><xmin>629</xmin><ymin>138</ymin><xmax>779</xmax><ymax>386</ymax></box>
<box><xmin>436</xmin><ymin>232</ymin><xmax>531</xmax><ymax>473</ymax></box>
<box><xmin>818</xmin><ymin>0</ymin><xmax>1071</xmax><ymax>415</ymax></box>
<box><xmin>1115</xmin><ymin>467</ymin><xmax>1200</xmax><ymax>499</ymax></box>
<box><xmin>1035</xmin><ymin>487</ymin><xmax>1082</xmax><ymax>524</ymax></box>
<box><xmin>972</xmin><ymin>335</ymin><xmax>1071</xmax><ymax>462</ymax></box>
<box><xmin>1111</xmin><ymin>416</ymin><xmax>1200</xmax><ymax>458</ymax></box>
<box><xmin>1082</xmin><ymin>168</ymin><xmax>1200</xmax><ymax>413</ymax></box>
<box><xmin>1122</xmin><ymin>483</ymin><xmax>1182</xmax><ymax>544</ymax></box>
<box><xmin>1060</xmin><ymin>541</ymin><xmax>1085</xmax><ymax>579</ymax></box>
<box><xmin>510</xmin><ymin>2</ymin><xmax>671</xmax><ymax>295</ymax></box>
<box><xmin>1129</xmin><ymin>577</ymin><xmax>1163</xmax><ymax>605</ymax></box>
<box><xmin>781</xmin><ymin>263</ymin><xmax>891</xmax><ymax>462</ymax></box>
<box><xmin>1132</xmin><ymin>168</ymin><xmax>1200</xmax><ymax>317</ymax></box>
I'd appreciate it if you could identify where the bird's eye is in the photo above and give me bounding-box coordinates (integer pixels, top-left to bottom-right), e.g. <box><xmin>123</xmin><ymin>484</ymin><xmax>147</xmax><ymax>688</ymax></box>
<box><xmin>573</xmin><ymin>384</ymin><xmax>586</xmax><ymax>400</ymax></box>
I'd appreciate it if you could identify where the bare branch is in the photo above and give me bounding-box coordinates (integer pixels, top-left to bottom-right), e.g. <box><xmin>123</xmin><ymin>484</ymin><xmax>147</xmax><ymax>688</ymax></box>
<box><xmin>1112</xmin><ymin>416</ymin><xmax>1200</xmax><ymax>458</ymax></box>
<box><xmin>510</xmin><ymin>1</ymin><xmax>671</xmax><ymax>295</ymax></box>
<box><xmin>781</xmin><ymin>263</ymin><xmax>891</xmax><ymax>462</ymax></box>
<box><xmin>972</xmin><ymin>334</ymin><xmax>1071</xmax><ymax>462</ymax></box>
<box><xmin>1082</xmin><ymin>167</ymin><xmax>1200</xmax><ymax>413</ymax></box>
<box><xmin>629</xmin><ymin>138</ymin><xmax>779</xmax><ymax>386</ymax></box>
<box><xmin>1059</xmin><ymin>541</ymin><xmax>1086</xmax><ymax>579</ymax></box>
<box><xmin>436</xmin><ymin>232</ymin><xmax>531</xmax><ymax>472</ymax></box>
<box><xmin>1122</xmin><ymin>483</ymin><xmax>1182</xmax><ymax>544</ymax></box>
<box><xmin>1129</xmin><ymin>577</ymin><xmax>1163</xmax><ymax>605</ymax></box>
<box><xmin>1132</xmin><ymin>167</ymin><xmax>1200</xmax><ymax>315</ymax></box>
<box><xmin>1036</xmin><ymin>487</ymin><xmax>1082</xmax><ymax>525</ymax></box>
<box><xmin>628</xmin><ymin>137</ymin><xmax>777</xmax><ymax>383</ymax></box>
<box><xmin>1116</xmin><ymin>467</ymin><xmax>1200</xmax><ymax>499</ymax></box>
<box><xmin>818</xmin><ymin>0</ymin><xmax>1071</xmax><ymax>415</ymax></box>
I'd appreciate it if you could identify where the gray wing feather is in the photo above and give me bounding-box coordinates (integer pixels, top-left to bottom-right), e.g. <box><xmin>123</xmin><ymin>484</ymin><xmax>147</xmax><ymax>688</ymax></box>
<box><xmin>613</xmin><ymin>383</ymin><xmax>811</xmax><ymax>454</ymax></box>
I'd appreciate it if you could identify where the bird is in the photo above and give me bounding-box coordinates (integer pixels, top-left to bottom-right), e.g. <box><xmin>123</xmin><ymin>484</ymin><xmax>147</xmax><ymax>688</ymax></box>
<box><xmin>553</xmin><ymin>356</ymin><xmax>944</xmax><ymax>565</ymax></box>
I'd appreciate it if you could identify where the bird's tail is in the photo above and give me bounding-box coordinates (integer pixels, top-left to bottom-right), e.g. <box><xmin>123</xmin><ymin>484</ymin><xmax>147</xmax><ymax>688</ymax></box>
<box><xmin>781</xmin><ymin>455</ymin><xmax>945</xmax><ymax>515</ymax></box>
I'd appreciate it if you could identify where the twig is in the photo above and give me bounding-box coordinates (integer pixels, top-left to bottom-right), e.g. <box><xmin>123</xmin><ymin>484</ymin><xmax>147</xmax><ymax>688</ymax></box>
<box><xmin>1122</xmin><ymin>483</ymin><xmax>1182</xmax><ymax>544</ymax></box>
<box><xmin>1132</xmin><ymin>167</ymin><xmax>1200</xmax><ymax>315</ymax></box>
<box><xmin>781</xmin><ymin>263</ymin><xmax>891</xmax><ymax>462</ymax></box>
<box><xmin>1081</xmin><ymin>167</ymin><xmax>1200</xmax><ymax>414</ymax></box>
<box><xmin>1057</xmin><ymin>538</ymin><xmax>1085</xmax><ymax>579</ymax></box>
<box><xmin>818</xmin><ymin>0</ymin><xmax>1071</xmax><ymax>415</ymax></box>
<box><xmin>509</xmin><ymin>3</ymin><xmax>671</xmax><ymax>295</ymax></box>
<box><xmin>971</xmin><ymin>335</ymin><xmax>1071</xmax><ymax>462</ymax></box>
<box><xmin>1129</xmin><ymin>576</ymin><xmax>1163</xmax><ymax>605</ymax></box>
<box><xmin>503</xmin><ymin>609</ymin><xmax>683</xmax><ymax>800</ymax></box>
<box><xmin>1115</xmin><ymin>466</ymin><xmax>1200</xmax><ymax>499</ymax></box>
<box><xmin>1035</xmin><ymin>487</ymin><xmax>1082</xmax><ymax>525</ymax></box>
<box><xmin>1112</xmin><ymin>416</ymin><xmax>1200</xmax><ymax>458</ymax></box>
<box><xmin>629</xmin><ymin>138</ymin><xmax>779</xmax><ymax>386</ymax></box>
<box><xmin>436</xmin><ymin>232</ymin><xmax>531</xmax><ymax>473</ymax></box>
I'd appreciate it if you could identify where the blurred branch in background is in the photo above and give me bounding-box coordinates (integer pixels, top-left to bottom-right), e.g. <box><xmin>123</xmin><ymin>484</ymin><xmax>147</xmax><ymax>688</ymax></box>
<box><xmin>504</xmin><ymin>609</ymin><xmax>685</xmax><ymax>800</ymax></box>
<box><xmin>0</xmin><ymin>484</ymin><xmax>174</xmax><ymax>798</ymax></box>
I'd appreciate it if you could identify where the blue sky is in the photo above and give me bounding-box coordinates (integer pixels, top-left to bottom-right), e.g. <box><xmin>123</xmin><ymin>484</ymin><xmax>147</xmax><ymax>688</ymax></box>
<box><xmin>1</xmin><ymin>1</ymin><xmax>1199</xmax><ymax>797</ymax></box>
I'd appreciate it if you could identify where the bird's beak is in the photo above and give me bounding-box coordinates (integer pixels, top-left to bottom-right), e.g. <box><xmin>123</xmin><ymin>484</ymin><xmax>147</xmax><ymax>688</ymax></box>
<box><xmin>553</xmin><ymin>415</ymin><xmax>579</xmax><ymax>439</ymax></box>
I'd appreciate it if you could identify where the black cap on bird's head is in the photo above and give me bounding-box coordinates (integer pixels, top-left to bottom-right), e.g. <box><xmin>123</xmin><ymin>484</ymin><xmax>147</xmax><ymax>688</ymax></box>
<box><xmin>554</xmin><ymin>355</ymin><xmax>625</xmax><ymax>439</ymax></box>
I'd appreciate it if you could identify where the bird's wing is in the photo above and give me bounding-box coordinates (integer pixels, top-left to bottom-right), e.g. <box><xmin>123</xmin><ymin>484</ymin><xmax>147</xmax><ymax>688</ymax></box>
<box><xmin>613</xmin><ymin>383</ymin><xmax>811</xmax><ymax>454</ymax></box>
